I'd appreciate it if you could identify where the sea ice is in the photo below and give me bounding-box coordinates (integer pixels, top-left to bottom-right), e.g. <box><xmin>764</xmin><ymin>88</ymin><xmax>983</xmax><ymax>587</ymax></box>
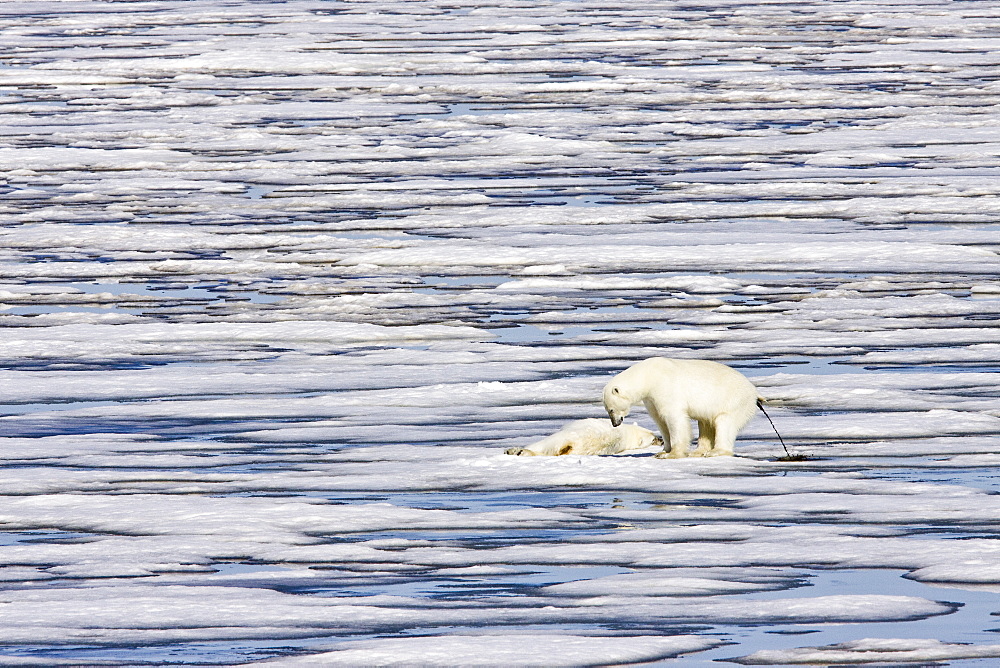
<box><xmin>732</xmin><ymin>638</ymin><xmax>1000</xmax><ymax>665</ymax></box>
<box><xmin>257</xmin><ymin>634</ymin><xmax>728</xmax><ymax>667</ymax></box>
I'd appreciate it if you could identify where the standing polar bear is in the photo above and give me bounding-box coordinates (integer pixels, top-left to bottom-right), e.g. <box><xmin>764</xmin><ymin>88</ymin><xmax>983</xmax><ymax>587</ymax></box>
<box><xmin>603</xmin><ymin>357</ymin><xmax>761</xmax><ymax>458</ymax></box>
<box><xmin>505</xmin><ymin>418</ymin><xmax>662</xmax><ymax>456</ymax></box>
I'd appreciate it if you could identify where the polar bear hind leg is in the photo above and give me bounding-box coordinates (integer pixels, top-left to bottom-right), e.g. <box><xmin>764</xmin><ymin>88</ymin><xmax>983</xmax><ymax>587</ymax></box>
<box><xmin>706</xmin><ymin>412</ymin><xmax>752</xmax><ymax>456</ymax></box>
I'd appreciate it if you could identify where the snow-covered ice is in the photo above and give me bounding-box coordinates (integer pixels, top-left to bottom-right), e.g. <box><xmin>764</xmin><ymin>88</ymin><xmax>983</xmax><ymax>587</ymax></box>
<box><xmin>2</xmin><ymin>0</ymin><xmax>1000</xmax><ymax>664</ymax></box>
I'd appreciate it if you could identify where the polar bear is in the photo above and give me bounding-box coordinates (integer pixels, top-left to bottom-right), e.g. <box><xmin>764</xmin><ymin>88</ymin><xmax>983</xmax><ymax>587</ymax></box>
<box><xmin>505</xmin><ymin>418</ymin><xmax>662</xmax><ymax>456</ymax></box>
<box><xmin>603</xmin><ymin>357</ymin><xmax>761</xmax><ymax>458</ymax></box>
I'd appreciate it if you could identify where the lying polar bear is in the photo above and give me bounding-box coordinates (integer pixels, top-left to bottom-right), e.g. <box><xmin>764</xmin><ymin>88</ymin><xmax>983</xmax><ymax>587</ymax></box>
<box><xmin>603</xmin><ymin>357</ymin><xmax>762</xmax><ymax>458</ymax></box>
<box><xmin>505</xmin><ymin>418</ymin><xmax>662</xmax><ymax>456</ymax></box>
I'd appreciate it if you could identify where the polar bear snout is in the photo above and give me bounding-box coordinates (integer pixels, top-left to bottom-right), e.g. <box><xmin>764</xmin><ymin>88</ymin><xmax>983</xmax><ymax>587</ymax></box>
<box><xmin>608</xmin><ymin>411</ymin><xmax>624</xmax><ymax>427</ymax></box>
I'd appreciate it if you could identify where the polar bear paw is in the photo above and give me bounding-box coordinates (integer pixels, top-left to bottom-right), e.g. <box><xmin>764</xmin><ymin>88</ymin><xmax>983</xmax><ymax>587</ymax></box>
<box><xmin>654</xmin><ymin>450</ymin><xmax>688</xmax><ymax>459</ymax></box>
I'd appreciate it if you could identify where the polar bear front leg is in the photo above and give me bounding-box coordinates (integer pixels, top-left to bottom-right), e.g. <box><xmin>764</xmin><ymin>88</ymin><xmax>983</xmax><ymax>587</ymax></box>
<box><xmin>689</xmin><ymin>419</ymin><xmax>716</xmax><ymax>457</ymax></box>
<box><xmin>505</xmin><ymin>447</ymin><xmax>538</xmax><ymax>456</ymax></box>
<box><xmin>653</xmin><ymin>413</ymin><xmax>693</xmax><ymax>459</ymax></box>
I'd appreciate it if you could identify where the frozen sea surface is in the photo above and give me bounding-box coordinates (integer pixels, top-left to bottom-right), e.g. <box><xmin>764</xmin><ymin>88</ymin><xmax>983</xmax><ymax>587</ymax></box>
<box><xmin>2</xmin><ymin>0</ymin><xmax>1000</xmax><ymax>665</ymax></box>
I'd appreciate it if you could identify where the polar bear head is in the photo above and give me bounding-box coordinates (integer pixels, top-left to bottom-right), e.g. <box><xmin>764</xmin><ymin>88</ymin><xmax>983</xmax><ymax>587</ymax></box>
<box><xmin>620</xmin><ymin>422</ymin><xmax>663</xmax><ymax>450</ymax></box>
<box><xmin>603</xmin><ymin>383</ymin><xmax>632</xmax><ymax>427</ymax></box>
